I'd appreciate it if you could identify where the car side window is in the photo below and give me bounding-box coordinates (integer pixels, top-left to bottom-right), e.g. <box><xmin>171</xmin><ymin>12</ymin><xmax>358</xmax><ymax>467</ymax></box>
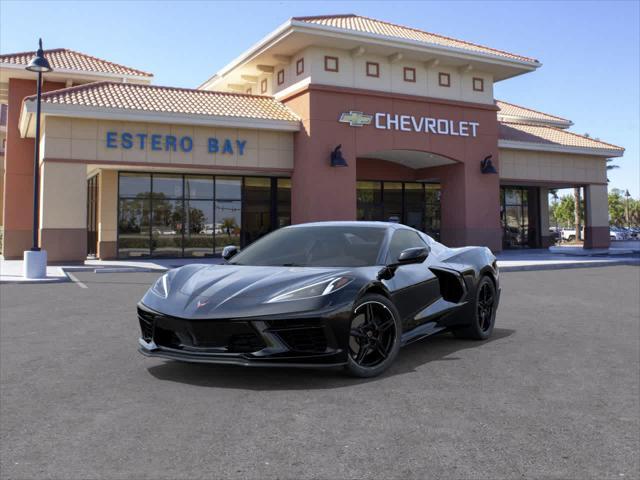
<box><xmin>386</xmin><ymin>229</ymin><xmax>427</xmax><ymax>264</ymax></box>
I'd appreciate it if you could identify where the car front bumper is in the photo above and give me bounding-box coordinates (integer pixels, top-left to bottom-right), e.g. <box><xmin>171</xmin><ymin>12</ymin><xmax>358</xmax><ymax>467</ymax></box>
<box><xmin>136</xmin><ymin>302</ymin><xmax>351</xmax><ymax>368</ymax></box>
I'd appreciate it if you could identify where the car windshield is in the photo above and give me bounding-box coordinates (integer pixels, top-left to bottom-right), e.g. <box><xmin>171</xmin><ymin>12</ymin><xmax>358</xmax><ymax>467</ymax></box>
<box><xmin>229</xmin><ymin>226</ymin><xmax>387</xmax><ymax>267</ymax></box>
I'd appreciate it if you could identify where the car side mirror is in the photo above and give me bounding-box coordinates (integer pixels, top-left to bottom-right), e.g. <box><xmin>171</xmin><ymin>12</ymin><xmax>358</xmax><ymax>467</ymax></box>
<box><xmin>222</xmin><ymin>245</ymin><xmax>239</xmax><ymax>261</ymax></box>
<box><xmin>377</xmin><ymin>246</ymin><xmax>430</xmax><ymax>280</ymax></box>
<box><xmin>396</xmin><ymin>246</ymin><xmax>429</xmax><ymax>265</ymax></box>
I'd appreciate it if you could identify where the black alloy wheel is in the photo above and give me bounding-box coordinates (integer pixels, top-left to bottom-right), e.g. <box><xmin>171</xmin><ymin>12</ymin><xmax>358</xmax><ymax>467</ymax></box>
<box><xmin>477</xmin><ymin>280</ymin><xmax>495</xmax><ymax>333</ymax></box>
<box><xmin>346</xmin><ymin>294</ymin><xmax>401</xmax><ymax>378</ymax></box>
<box><xmin>453</xmin><ymin>275</ymin><xmax>497</xmax><ymax>340</ymax></box>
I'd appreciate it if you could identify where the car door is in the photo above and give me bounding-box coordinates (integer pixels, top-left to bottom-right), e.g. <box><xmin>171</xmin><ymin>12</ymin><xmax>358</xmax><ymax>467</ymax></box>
<box><xmin>382</xmin><ymin>228</ymin><xmax>441</xmax><ymax>331</ymax></box>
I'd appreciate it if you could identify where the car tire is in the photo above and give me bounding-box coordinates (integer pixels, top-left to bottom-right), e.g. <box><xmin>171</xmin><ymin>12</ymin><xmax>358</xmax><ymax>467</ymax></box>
<box><xmin>453</xmin><ymin>276</ymin><xmax>497</xmax><ymax>341</ymax></box>
<box><xmin>567</xmin><ymin>235</ymin><xmax>575</xmax><ymax>242</ymax></box>
<box><xmin>344</xmin><ymin>293</ymin><xmax>402</xmax><ymax>378</ymax></box>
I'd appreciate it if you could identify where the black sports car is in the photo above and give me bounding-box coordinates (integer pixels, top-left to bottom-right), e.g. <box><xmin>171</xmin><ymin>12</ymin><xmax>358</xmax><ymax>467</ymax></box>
<box><xmin>138</xmin><ymin>222</ymin><xmax>500</xmax><ymax>377</ymax></box>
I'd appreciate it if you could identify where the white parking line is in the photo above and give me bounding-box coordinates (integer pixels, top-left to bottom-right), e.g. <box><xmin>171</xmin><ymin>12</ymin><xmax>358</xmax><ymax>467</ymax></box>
<box><xmin>66</xmin><ymin>272</ymin><xmax>88</xmax><ymax>289</ymax></box>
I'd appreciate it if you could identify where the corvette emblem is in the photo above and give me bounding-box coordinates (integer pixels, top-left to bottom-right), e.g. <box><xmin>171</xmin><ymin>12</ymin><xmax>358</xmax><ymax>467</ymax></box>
<box><xmin>339</xmin><ymin>111</ymin><xmax>373</xmax><ymax>127</ymax></box>
<box><xmin>196</xmin><ymin>299</ymin><xmax>209</xmax><ymax>309</ymax></box>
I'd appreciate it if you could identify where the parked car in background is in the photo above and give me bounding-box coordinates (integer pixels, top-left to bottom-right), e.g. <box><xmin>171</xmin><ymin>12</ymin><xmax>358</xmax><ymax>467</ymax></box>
<box><xmin>610</xmin><ymin>227</ymin><xmax>629</xmax><ymax>241</ymax></box>
<box><xmin>561</xmin><ymin>228</ymin><xmax>584</xmax><ymax>242</ymax></box>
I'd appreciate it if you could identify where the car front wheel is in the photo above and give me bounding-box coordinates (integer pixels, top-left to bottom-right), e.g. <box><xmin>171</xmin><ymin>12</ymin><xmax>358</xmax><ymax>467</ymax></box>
<box><xmin>345</xmin><ymin>293</ymin><xmax>402</xmax><ymax>378</ymax></box>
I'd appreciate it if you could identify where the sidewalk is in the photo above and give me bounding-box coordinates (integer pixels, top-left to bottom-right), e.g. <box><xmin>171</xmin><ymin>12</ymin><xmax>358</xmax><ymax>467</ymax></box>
<box><xmin>2</xmin><ymin>249</ymin><xmax>638</xmax><ymax>284</ymax></box>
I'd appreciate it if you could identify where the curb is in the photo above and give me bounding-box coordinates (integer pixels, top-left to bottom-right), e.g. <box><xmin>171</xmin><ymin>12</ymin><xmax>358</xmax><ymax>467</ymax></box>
<box><xmin>499</xmin><ymin>259</ymin><xmax>640</xmax><ymax>272</ymax></box>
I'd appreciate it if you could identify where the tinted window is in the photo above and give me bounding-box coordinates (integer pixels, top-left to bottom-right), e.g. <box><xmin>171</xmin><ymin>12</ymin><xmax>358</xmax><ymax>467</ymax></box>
<box><xmin>229</xmin><ymin>226</ymin><xmax>386</xmax><ymax>267</ymax></box>
<box><xmin>386</xmin><ymin>229</ymin><xmax>426</xmax><ymax>263</ymax></box>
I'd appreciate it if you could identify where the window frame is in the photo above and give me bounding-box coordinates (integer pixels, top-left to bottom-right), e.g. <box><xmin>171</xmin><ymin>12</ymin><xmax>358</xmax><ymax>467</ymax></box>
<box><xmin>260</xmin><ymin>78</ymin><xmax>268</xmax><ymax>94</ymax></box>
<box><xmin>385</xmin><ymin>228</ymin><xmax>428</xmax><ymax>264</ymax></box>
<box><xmin>296</xmin><ymin>58</ymin><xmax>304</xmax><ymax>76</ymax></box>
<box><xmin>472</xmin><ymin>77</ymin><xmax>484</xmax><ymax>92</ymax></box>
<box><xmin>403</xmin><ymin>67</ymin><xmax>416</xmax><ymax>83</ymax></box>
<box><xmin>366</xmin><ymin>61</ymin><xmax>380</xmax><ymax>78</ymax></box>
<box><xmin>324</xmin><ymin>55</ymin><xmax>339</xmax><ymax>73</ymax></box>
<box><xmin>438</xmin><ymin>72</ymin><xmax>451</xmax><ymax>87</ymax></box>
<box><xmin>277</xmin><ymin>69</ymin><xmax>284</xmax><ymax>85</ymax></box>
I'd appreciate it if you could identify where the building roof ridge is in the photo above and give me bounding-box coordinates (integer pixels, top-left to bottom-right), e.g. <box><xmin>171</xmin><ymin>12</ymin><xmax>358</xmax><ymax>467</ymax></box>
<box><xmin>294</xmin><ymin>13</ymin><xmax>539</xmax><ymax>63</ymax></box>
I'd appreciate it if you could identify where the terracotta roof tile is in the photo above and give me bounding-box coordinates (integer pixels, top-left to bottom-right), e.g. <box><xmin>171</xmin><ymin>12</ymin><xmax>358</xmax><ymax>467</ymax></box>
<box><xmin>27</xmin><ymin>81</ymin><xmax>299</xmax><ymax>122</ymax></box>
<box><xmin>293</xmin><ymin>14</ymin><xmax>538</xmax><ymax>64</ymax></box>
<box><xmin>0</xmin><ymin>48</ymin><xmax>152</xmax><ymax>77</ymax></box>
<box><xmin>499</xmin><ymin>122</ymin><xmax>623</xmax><ymax>153</ymax></box>
<box><xmin>496</xmin><ymin>100</ymin><xmax>571</xmax><ymax>126</ymax></box>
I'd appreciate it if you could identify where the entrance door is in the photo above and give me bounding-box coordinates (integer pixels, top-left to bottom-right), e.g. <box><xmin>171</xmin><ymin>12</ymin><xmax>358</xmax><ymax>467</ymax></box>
<box><xmin>500</xmin><ymin>186</ymin><xmax>540</xmax><ymax>248</ymax></box>
<box><xmin>87</xmin><ymin>175</ymin><xmax>99</xmax><ymax>257</ymax></box>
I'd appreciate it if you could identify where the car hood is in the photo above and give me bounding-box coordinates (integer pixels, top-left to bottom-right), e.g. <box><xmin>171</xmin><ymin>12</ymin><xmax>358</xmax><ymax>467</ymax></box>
<box><xmin>141</xmin><ymin>264</ymin><xmax>357</xmax><ymax>319</ymax></box>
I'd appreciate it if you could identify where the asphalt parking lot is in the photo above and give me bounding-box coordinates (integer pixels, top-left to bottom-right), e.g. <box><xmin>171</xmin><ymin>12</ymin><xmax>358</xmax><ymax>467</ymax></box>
<box><xmin>1</xmin><ymin>266</ymin><xmax>639</xmax><ymax>480</ymax></box>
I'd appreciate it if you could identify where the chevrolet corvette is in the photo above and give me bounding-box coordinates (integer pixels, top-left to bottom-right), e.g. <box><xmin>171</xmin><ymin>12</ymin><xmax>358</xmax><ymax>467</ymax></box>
<box><xmin>137</xmin><ymin>221</ymin><xmax>500</xmax><ymax>377</ymax></box>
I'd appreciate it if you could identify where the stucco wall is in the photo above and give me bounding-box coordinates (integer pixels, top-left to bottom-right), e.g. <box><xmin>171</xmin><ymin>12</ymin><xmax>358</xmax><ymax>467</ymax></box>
<box><xmin>41</xmin><ymin>117</ymin><xmax>294</xmax><ymax>171</ymax></box>
<box><xmin>499</xmin><ymin>148</ymin><xmax>607</xmax><ymax>184</ymax></box>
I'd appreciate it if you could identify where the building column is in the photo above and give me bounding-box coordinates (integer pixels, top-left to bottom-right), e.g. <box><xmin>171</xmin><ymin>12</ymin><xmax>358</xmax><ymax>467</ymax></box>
<box><xmin>2</xmin><ymin>78</ymin><xmax>66</xmax><ymax>259</ymax></box>
<box><xmin>98</xmin><ymin>170</ymin><xmax>118</xmax><ymax>259</ymax></box>
<box><xmin>426</xmin><ymin>161</ymin><xmax>502</xmax><ymax>252</ymax></box>
<box><xmin>39</xmin><ymin>161</ymin><xmax>87</xmax><ymax>262</ymax></box>
<box><xmin>286</xmin><ymin>91</ymin><xmax>357</xmax><ymax>224</ymax></box>
<box><xmin>584</xmin><ymin>184</ymin><xmax>610</xmax><ymax>249</ymax></box>
<box><xmin>539</xmin><ymin>187</ymin><xmax>553</xmax><ymax>247</ymax></box>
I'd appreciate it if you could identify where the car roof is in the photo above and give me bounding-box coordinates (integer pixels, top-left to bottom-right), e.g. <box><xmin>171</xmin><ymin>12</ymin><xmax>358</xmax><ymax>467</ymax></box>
<box><xmin>285</xmin><ymin>221</ymin><xmax>408</xmax><ymax>230</ymax></box>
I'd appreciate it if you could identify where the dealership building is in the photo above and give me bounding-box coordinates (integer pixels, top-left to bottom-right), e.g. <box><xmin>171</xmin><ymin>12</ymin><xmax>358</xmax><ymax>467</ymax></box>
<box><xmin>0</xmin><ymin>14</ymin><xmax>624</xmax><ymax>261</ymax></box>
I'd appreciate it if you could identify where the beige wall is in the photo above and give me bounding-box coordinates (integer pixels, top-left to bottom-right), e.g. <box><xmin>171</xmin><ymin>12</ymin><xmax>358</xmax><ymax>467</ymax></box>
<box><xmin>42</xmin><ymin>117</ymin><xmax>294</xmax><ymax>170</ymax></box>
<box><xmin>499</xmin><ymin>148</ymin><xmax>607</xmax><ymax>184</ymax></box>
<box><xmin>265</xmin><ymin>46</ymin><xmax>494</xmax><ymax>104</ymax></box>
<box><xmin>98</xmin><ymin>169</ymin><xmax>118</xmax><ymax>243</ymax></box>
<box><xmin>40</xmin><ymin>161</ymin><xmax>86</xmax><ymax>229</ymax></box>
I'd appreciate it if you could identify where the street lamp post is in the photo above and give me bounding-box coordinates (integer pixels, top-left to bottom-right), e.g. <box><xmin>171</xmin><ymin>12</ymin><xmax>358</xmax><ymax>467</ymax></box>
<box><xmin>23</xmin><ymin>39</ymin><xmax>53</xmax><ymax>279</ymax></box>
<box><xmin>625</xmin><ymin>189</ymin><xmax>631</xmax><ymax>230</ymax></box>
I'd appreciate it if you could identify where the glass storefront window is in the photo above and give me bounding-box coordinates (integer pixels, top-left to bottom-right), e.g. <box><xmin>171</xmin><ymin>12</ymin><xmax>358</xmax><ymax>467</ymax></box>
<box><xmin>501</xmin><ymin>186</ymin><xmax>538</xmax><ymax>248</ymax></box>
<box><xmin>356</xmin><ymin>180</ymin><xmax>441</xmax><ymax>239</ymax></box>
<box><xmin>277</xmin><ymin>178</ymin><xmax>291</xmax><ymax>228</ymax></box>
<box><xmin>119</xmin><ymin>173</ymin><xmax>151</xmax><ymax>197</ymax></box>
<box><xmin>383</xmin><ymin>182</ymin><xmax>403</xmax><ymax>223</ymax></box>
<box><xmin>243</xmin><ymin>177</ymin><xmax>272</xmax><ymax>246</ymax></box>
<box><xmin>357</xmin><ymin>181</ymin><xmax>382</xmax><ymax>221</ymax></box>
<box><xmin>117</xmin><ymin>173</ymin><xmax>290</xmax><ymax>258</ymax></box>
<box><xmin>184</xmin><ymin>199</ymin><xmax>214</xmax><ymax>257</ymax></box>
<box><xmin>118</xmin><ymin>197</ymin><xmax>151</xmax><ymax>257</ymax></box>
<box><xmin>404</xmin><ymin>183</ymin><xmax>425</xmax><ymax>231</ymax></box>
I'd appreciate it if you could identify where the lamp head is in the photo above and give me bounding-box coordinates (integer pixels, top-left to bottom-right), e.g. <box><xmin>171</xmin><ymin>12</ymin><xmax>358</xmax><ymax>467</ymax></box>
<box><xmin>26</xmin><ymin>39</ymin><xmax>53</xmax><ymax>73</ymax></box>
<box><xmin>330</xmin><ymin>144</ymin><xmax>348</xmax><ymax>167</ymax></box>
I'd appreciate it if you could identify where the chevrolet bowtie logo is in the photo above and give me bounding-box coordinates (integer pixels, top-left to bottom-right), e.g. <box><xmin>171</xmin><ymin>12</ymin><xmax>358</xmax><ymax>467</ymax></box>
<box><xmin>339</xmin><ymin>111</ymin><xmax>373</xmax><ymax>127</ymax></box>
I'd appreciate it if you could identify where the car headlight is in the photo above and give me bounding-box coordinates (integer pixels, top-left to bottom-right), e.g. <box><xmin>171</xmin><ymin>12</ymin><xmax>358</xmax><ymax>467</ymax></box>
<box><xmin>151</xmin><ymin>273</ymin><xmax>170</xmax><ymax>298</ymax></box>
<box><xmin>268</xmin><ymin>276</ymin><xmax>353</xmax><ymax>303</ymax></box>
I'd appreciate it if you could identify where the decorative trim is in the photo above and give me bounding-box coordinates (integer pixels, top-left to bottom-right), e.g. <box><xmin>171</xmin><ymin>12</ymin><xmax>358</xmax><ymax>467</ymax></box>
<box><xmin>366</xmin><ymin>61</ymin><xmax>380</xmax><ymax>78</ymax></box>
<box><xmin>260</xmin><ymin>78</ymin><xmax>268</xmax><ymax>94</ymax></box>
<box><xmin>43</xmin><ymin>157</ymin><xmax>294</xmax><ymax>174</ymax></box>
<box><xmin>245</xmin><ymin>87</ymin><xmax>252</xmax><ymax>94</ymax></box>
<box><xmin>438</xmin><ymin>72</ymin><xmax>450</xmax><ymax>87</ymax></box>
<box><xmin>20</xmin><ymin>102</ymin><xmax>301</xmax><ymax>136</ymax></box>
<box><xmin>277</xmin><ymin>69</ymin><xmax>284</xmax><ymax>85</ymax></box>
<box><xmin>296</xmin><ymin>58</ymin><xmax>304</xmax><ymax>75</ymax></box>
<box><xmin>277</xmin><ymin>83</ymin><xmax>500</xmax><ymax>111</ymax></box>
<box><xmin>324</xmin><ymin>56</ymin><xmax>339</xmax><ymax>72</ymax></box>
<box><xmin>498</xmin><ymin>139</ymin><xmax>623</xmax><ymax>158</ymax></box>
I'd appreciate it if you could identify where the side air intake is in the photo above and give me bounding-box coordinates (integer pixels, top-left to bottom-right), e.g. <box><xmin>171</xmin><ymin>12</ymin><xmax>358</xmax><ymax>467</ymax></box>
<box><xmin>430</xmin><ymin>267</ymin><xmax>467</xmax><ymax>303</ymax></box>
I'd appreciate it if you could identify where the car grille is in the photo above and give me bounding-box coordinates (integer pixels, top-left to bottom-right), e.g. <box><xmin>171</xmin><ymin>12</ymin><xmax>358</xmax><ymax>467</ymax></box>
<box><xmin>266</xmin><ymin>320</ymin><xmax>328</xmax><ymax>353</ymax></box>
<box><xmin>138</xmin><ymin>308</ymin><xmax>266</xmax><ymax>354</ymax></box>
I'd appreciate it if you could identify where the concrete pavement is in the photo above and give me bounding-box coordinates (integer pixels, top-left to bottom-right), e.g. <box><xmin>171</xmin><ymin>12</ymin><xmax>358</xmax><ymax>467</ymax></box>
<box><xmin>1</xmin><ymin>266</ymin><xmax>638</xmax><ymax>479</ymax></box>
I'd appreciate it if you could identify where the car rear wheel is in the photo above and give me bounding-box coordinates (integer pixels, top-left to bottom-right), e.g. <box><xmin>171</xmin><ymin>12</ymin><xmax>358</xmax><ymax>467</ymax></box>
<box><xmin>345</xmin><ymin>294</ymin><xmax>401</xmax><ymax>378</ymax></box>
<box><xmin>453</xmin><ymin>276</ymin><xmax>497</xmax><ymax>340</ymax></box>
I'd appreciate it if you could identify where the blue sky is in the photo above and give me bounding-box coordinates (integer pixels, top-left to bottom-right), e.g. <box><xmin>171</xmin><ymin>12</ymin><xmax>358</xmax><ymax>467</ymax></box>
<box><xmin>1</xmin><ymin>0</ymin><xmax>638</xmax><ymax>196</ymax></box>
